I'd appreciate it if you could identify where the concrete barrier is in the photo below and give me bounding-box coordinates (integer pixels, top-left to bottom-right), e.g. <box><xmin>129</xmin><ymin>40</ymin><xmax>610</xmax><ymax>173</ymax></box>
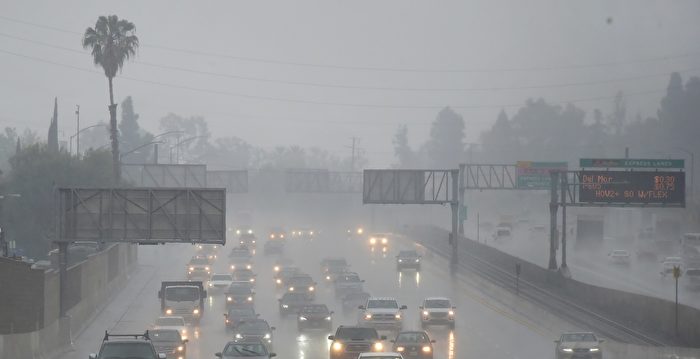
<box><xmin>0</xmin><ymin>243</ymin><xmax>137</xmax><ymax>358</ymax></box>
<box><xmin>406</xmin><ymin>225</ymin><xmax>700</xmax><ymax>347</ymax></box>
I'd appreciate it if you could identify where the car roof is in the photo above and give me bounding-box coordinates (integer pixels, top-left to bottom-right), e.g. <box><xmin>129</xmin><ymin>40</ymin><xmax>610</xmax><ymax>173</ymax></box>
<box><xmin>368</xmin><ymin>297</ymin><xmax>397</xmax><ymax>301</ymax></box>
<box><xmin>358</xmin><ymin>352</ymin><xmax>402</xmax><ymax>357</ymax></box>
<box><xmin>228</xmin><ymin>337</ymin><xmax>267</xmax><ymax>345</ymax></box>
<box><xmin>424</xmin><ymin>297</ymin><xmax>450</xmax><ymax>301</ymax></box>
<box><xmin>157</xmin><ymin>316</ymin><xmax>184</xmax><ymax>321</ymax></box>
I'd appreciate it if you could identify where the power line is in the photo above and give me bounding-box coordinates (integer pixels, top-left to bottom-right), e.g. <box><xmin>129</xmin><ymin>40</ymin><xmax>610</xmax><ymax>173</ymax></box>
<box><xmin>0</xmin><ymin>48</ymin><xmax>668</xmax><ymax>110</ymax></box>
<box><xmin>2</xmin><ymin>32</ymin><xmax>697</xmax><ymax>94</ymax></box>
<box><xmin>1</xmin><ymin>14</ymin><xmax>699</xmax><ymax>74</ymax></box>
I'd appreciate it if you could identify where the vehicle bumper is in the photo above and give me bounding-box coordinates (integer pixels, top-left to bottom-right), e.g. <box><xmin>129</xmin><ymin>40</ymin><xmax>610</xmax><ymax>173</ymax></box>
<box><xmin>556</xmin><ymin>351</ymin><xmax>602</xmax><ymax>359</ymax></box>
<box><xmin>364</xmin><ymin>320</ymin><xmax>403</xmax><ymax>330</ymax></box>
<box><xmin>421</xmin><ymin>314</ymin><xmax>455</xmax><ymax>325</ymax></box>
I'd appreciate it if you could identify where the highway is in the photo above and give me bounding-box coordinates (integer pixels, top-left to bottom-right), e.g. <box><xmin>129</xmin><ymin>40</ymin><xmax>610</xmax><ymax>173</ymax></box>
<box><xmin>59</xmin><ymin>226</ymin><xmax>575</xmax><ymax>359</ymax></box>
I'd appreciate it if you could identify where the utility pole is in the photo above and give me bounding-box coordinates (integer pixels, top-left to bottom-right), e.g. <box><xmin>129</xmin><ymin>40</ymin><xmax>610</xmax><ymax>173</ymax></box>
<box><xmin>673</xmin><ymin>265</ymin><xmax>681</xmax><ymax>337</ymax></box>
<box><xmin>560</xmin><ymin>172</ymin><xmax>570</xmax><ymax>277</ymax></box>
<box><xmin>450</xmin><ymin>169</ymin><xmax>459</xmax><ymax>274</ymax></box>
<box><xmin>347</xmin><ymin>137</ymin><xmax>359</xmax><ymax>171</ymax></box>
<box><xmin>75</xmin><ymin>105</ymin><xmax>80</xmax><ymax>159</ymax></box>
<box><xmin>458</xmin><ymin>164</ymin><xmax>465</xmax><ymax>236</ymax></box>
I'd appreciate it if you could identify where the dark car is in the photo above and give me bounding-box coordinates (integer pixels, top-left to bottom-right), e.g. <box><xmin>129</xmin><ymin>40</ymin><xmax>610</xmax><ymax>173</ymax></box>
<box><xmin>216</xmin><ymin>338</ymin><xmax>276</xmax><ymax>359</ymax></box>
<box><xmin>278</xmin><ymin>292</ymin><xmax>311</xmax><ymax>316</ymax></box>
<box><xmin>321</xmin><ymin>258</ymin><xmax>350</xmax><ymax>282</ymax></box>
<box><xmin>229</xmin><ymin>247</ymin><xmax>253</xmax><ymax>272</ymax></box>
<box><xmin>89</xmin><ymin>331</ymin><xmax>165</xmax><ymax>359</ymax></box>
<box><xmin>391</xmin><ymin>331</ymin><xmax>435</xmax><ymax>359</ymax></box>
<box><xmin>297</xmin><ymin>304</ymin><xmax>333</xmax><ymax>332</ymax></box>
<box><xmin>275</xmin><ymin>267</ymin><xmax>301</xmax><ymax>287</ymax></box>
<box><xmin>286</xmin><ymin>274</ymin><xmax>317</xmax><ymax>299</ymax></box>
<box><xmin>225</xmin><ymin>307</ymin><xmax>259</xmax><ymax>331</ymax></box>
<box><xmin>396</xmin><ymin>250</ymin><xmax>421</xmax><ymax>270</ymax></box>
<box><xmin>150</xmin><ymin>329</ymin><xmax>188</xmax><ymax>359</ymax></box>
<box><xmin>233</xmin><ymin>319</ymin><xmax>276</xmax><ymax>351</ymax></box>
<box><xmin>334</xmin><ymin>272</ymin><xmax>364</xmax><ymax>297</ymax></box>
<box><xmin>341</xmin><ymin>291</ymin><xmax>371</xmax><ymax>313</ymax></box>
<box><xmin>328</xmin><ymin>326</ymin><xmax>386</xmax><ymax>359</ymax></box>
<box><xmin>232</xmin><ymin>268</ymin><xmax>257</xmax><ymax>285</ymax></box>
<box><xmin>225</xmin><ymin>283</ymin><xmax>255</xmax><ymax>308</ymax></box>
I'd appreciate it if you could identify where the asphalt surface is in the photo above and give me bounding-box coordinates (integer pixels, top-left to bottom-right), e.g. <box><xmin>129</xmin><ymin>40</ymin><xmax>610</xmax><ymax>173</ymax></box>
<box><xmin>60</xmin><ymin>228</ymin><xmax>566</xmax><ymax>359</ymax></box>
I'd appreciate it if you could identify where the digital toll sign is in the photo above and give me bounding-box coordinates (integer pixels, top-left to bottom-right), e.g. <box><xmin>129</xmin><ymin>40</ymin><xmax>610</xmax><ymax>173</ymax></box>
<box><xmin>578</xmin><ymin>171</ymin><xmax>685</xmax><ymax>205</ymax></box>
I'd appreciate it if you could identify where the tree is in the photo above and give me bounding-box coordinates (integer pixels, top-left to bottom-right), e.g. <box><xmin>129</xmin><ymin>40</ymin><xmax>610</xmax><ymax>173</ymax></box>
<box><xmin>392</xmin><ymin>124</ymin><xmax>415</xmax><ymax>168</ymax></box>
<box><xmin>47</xmin><ymin>97</ymin><xmax>58</xmax><ymax>153</ymax></box>
<box><xmin>82</xmin><ymin>15</ymin><xmax>139</xmax><ymax>183</ymax></box>
<box><xmin>608</xmin><ymin>91</ymin><xmax>626</xmax><ymax>136</ymax></box>
<box><xmin>425</xmin><ymin>107</ymin><xmax>465</xmax><ymax>168</ymax></box>
<box><xmin>118</xmin><ymin>97</ymin><xmax>153</xmax><ymax>163</ymax></box>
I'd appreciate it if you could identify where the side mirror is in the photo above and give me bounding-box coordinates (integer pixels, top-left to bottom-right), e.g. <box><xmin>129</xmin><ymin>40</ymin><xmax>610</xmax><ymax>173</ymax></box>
<box><xmin>215</xmin><ymin>353</ymin><xmax>223</xmax><ymax>358</ymax></box>
<box><xmin>183</xmin><ymin>339</ymin><xmax>189</xmax><ymax>343</ymax></box>
<box><xmin>256</xmin><ymin>313</ymin><xmax>261</xmax><ymax>317</ymax></box>
<box><xmin>358</xmin><ymin>305</ymin><xmax>365</xmax><ymax>310</ymax></box>
<box><xmin>89</xmin><ymin>355</ymin><xmax>97</xmax><ymax>359</ymax></box>
<box><xmin>380</xmin><ymin>335</ymin><xmax>387</xmax><ymax>340</ymax></box>
<box><xmin>418</xmin><ymin>306</ymin><xmax>423</xmax><ymax>309</ymax></box>
<box><xmin>269</xmin><ymin>354</ymin><xmax>277</xmax><ymax>358</ymax></box>
<box><xmin>157</xmin><ymin>290</ymin><xmax>162</xmax><ymax>299</ymax></box>
<box><xmin>400</xmin><ymin>305</ymin><xmax>408</xmax><ymax>310</ymax></box>
<box><xmin>431</xmin><ymin>339</ymin><xmax>436</xmax><ymax>343</ymax></box>
<box><xmin>271</xmin><ymin>326</ymin><xmax>276</xmax><ymax>331</ymax></box>
<box><xmin>328</xmin><ymin>335</ymin><xmax>335</xmax><ymax>340</ymax></box>
<box><xmin>452</xmin><ymin>306</ymin><xmax>456</xmax><ymax>309</ymax></box>
<box><xmin>390</xmin><ymin>339</ymin><xmax>395</xmax><ymax>343</ymax></box>
<box><xmin>158</xmin><ymin>354</ymin><xmax>167</xmax><ymax>359</ymax></box>
<box><xmin>223</xmin><ymin>313</ymin><xmax>228</xmax><ymax>318</ymax></box>
<box><xmin>554</xmin><ymin>340</ymin><xmax>560</xmax><ymax>343</ymax></box>
<box><xmin>599</xmin><ymin>339</ymin><xmax>605</xmax><ymax>343</ymax></box>
<box><xmin>361</xmin><ymin>280</ymin><xmax>366</xmax><ymax>282</ymax></box>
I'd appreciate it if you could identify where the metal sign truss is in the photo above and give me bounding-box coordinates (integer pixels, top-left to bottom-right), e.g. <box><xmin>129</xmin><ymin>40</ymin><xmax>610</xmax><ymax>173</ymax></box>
<box><xmin>58</xmin><ymin>188</ymin><xmax>226</xmax><ymax>244</ymax></box>
<box><xmin>206</xmin><ymin>170</ymin><xmax>249</xmax><ymax>193</ymax></box>
<box><xmin>462</xmin><ymin>164</ymin><xmax>517</xmax><ymax>190</ymax></box>
<box><xmin>285</xmin><ymin>169</ymin><xmax>362</xmax><ymax>193</ymax></box>
<box><xmin>363</xmin><ymin>169</ymin><xmax>457</xmax><ymax>204</ymax></box>
<box><xmin>122</xmin><ymin>164</ymin><xmax>207</xmax><ymax>188</ymax></box>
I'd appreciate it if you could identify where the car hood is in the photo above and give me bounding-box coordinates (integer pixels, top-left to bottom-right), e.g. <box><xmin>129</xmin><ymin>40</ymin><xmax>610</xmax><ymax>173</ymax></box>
<box><xmin>223</xmin><ymin>355</ymin><xmax>268</xmax><ymax>359</ymax></box>
<box><xmin>367</xmin><ymin>308</ymin><xmax>400</xmax><ymax>314</ymax></box>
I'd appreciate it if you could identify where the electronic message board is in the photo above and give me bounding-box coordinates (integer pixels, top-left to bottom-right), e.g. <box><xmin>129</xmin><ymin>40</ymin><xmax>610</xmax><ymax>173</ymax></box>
<box><xmin>578</xmin><ymin>171</ymin><xmax>685</xmax><ymax>205</ymax></box>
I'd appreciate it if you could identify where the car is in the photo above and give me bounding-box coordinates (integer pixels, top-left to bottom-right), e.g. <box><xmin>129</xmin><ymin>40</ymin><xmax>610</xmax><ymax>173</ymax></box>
<box><xmin>278</xmin><ymin>292</ymin><xmax>311</xmax><ymax>316</ymax></box>
<box><xmin>150</xmin><ymin>329</ymin><xmax>188</xmax><ymax>359</ymax></box>
<box><xmin>396</xmin><ymin>250</ymin><xmax>422</xmax><ymax>271</ymax></box>
<box><xmin>186</xmin><ymin>256</ymin><xmax>211</xmax><ymax>280</ymax></box>
<box><xmin>89</xmin><ymin>331</ymin><xmax>166</xmax><ymax>359</ymax></box>
<box><xmin>684</xmin><ymin>268</ymin><xmax>700</xmax><ymax>290</ymax></box>
<box><xmin>224</xmin><ymin>307</ymin><xmax>259</xmax><ymax>331</ymax></box>
<box><xmin>215</xmin><ymin>338</ymin><xmax>276</xmax><ymax>359</ymax></box>
<box><xmin>359</xmin><ymin>297</ymin><xmax>407</xmax><ymax>331</ymax></box>
<box><xmin>419</xmin><ymin>297</ymin><xmax>455</xmax><ymax>328</ymax></box>
<box><xmin>238</xmin><ymin>232</ymin><xmax>258</xmax><ymax>248</ymax></box>
<box><xmin>196</xmin><ymin>244</ymin><xmax>219</xmax><ymax>261</ymax></box>
<box><xmin>263</xmin><ymin>240</ymin><xmax>285</xmax><ymax>255</ymax></box>
<box><xmin>233</xmin><ymin>319</ymin><xmax>276</xmax><ymax>351</ymax></box>
<box><xmin>608</xmin><ymin>250</ymin><xmax>631</xmax><ymax>265</ymax></box>
<box><xmin>357</xmin><ymin>354</ymin><xmax>403</xmax><ymax>359</ymax></box>
<box><xmin>286</xmin><ymin>274</ymin><xmax>317</xmax><ymax>299</ymax></box>
<box><xmin>209</xmin><ymin>273</ymin><xmax>234</xmax><ymax>290</ymax></box>
<box><xmin>297</xmin><ymin>304</ymin><xmax>333</xmax><ymax>331</ymax></box>
<box><xmin>660</xmin><ymin>257</ymin><xmax>683</xmax><ymax>277</ymax></box>
<box><xmin>272</xmin><ymin>257</ymin><xmax>294</xmax><ymax>273</ymax></box>
<box><xmin>291</xmin><ymin>228</ymin><xmax>316</xmax><ymax>239</ymax></box>
<box><xmin>554</xmin><ymin>332</ymin><xmax>603</xmax><ymax>359</ymax></box>
<box><xmin>232</xmin><ymin>268</ymin><xmax>257</xmax><ymax>285</ymax></box>
<box><xmin>334</xmin><ymin>272</ymin><xmax>365</xmax><ymax>297</ymax></box>
<box><xmin>225</xmin><ymin>283</ymin><xmax>255</xmax><ymax>308</ymax></box>
<box><xmin>391</xmin><ymin>331</ymin><xmax>435</xmax><ymax>359</ymax></box>
<box><xmin>321</xmin><ymin>258</ymin><xmax>350</xmax><ymax>282</ymax></box>
<box><xmin>492</xmin><ymin>226</ymin><xmax>512</xmax><ymax>241</ymax></box>
<box><xmin>268</xmin><ymin>227</ymin><xmax>287</xmax><ymax>241</ymax></box>
<box><xmin>342</xmin><ymin>291</ymin><xmax>371</xmax><ymax>314</ymax></box>
<box><xmin>328</xmin><ymin>326</ymin><xmax>387</xmax><ymax>359</ymax></box>
<box><xmin>368</xmin><ymin>234</ymin><xmax>390</xmax><ymax>253</ymax></box>
<box><xmin>153</xmin><ymin>316</ymin><xmax>188</xmax><ymax>341</ymax></box>
<box><xmin>275</xmin><ymin>266</ymin><xmax>301</xmax><ymax>287</ymax></box>
<box><xmin>229</xmin><ymin>247</ymin><xmax>254</xmax><ymax>271</ymax></box>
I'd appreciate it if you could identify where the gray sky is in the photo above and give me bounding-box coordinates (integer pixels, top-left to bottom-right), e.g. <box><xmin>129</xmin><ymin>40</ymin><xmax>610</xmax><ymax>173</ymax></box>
<box><xmin>1</xmin><ymin>0</ymin><xmax>699</xmax><ymax>166</ymax></box>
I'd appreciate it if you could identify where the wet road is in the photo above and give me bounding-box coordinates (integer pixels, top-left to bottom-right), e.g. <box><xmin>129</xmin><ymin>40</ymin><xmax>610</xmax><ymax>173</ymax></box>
<box><xmin>63</xmin><ymin>228</ymin><xmax>560</xmax><ymax>359</ymax></box>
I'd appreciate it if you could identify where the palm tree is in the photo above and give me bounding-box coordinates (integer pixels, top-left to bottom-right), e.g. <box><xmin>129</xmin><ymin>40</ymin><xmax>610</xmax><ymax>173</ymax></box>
<box><xmin>82</xmin><ymin>15</ymin><xmax>139</xmax><ymax>183</ymax></box>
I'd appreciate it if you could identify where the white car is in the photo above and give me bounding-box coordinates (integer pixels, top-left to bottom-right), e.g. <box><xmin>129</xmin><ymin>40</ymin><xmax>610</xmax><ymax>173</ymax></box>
<box><xmin>660</xmin><ymin>257</ymin><xmax>683</xmax><ymax>277</ymax></box>
<box><xmin>359</xmin><ymin>297</ymin><xmax>407</xmax><ymax>331</ymax></box>
<box><xmin>607</xmin><ymin>250</ymin><xmax>631</xmax><ymax>265</ymax></box>
<box><xmin>492</xmin><ymin>226</ymin><xmax>512</xmax><ymax>241</ymax></box>
<box><xmin>358</xmin><ymin>353</ymin><xmax>404</xmax><ymax>359</ymax></box>
<box><xmin>209</xmin><ymin>273</ymin><xmax>234</xmax><ymax>290</ymax></box>
<box><xmin>154</xmin><ymin>316</ymin><xmax>188</xmax><ymax>340</ymax></box>
<box><xmin>419</xmin><ymin>297</ymin><xmax>455</xmax><ymax>328</ymax></box>
<box><xmin>684</xmin><ymin>268</ymin><xmax>700</xmax><ymax>290</ymax></box>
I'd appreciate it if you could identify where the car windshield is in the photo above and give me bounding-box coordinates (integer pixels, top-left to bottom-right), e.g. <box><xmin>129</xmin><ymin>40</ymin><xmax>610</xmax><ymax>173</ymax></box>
<box><xmin>336</xmin><ymin>327</ymin><xmax>378</xmax><ymax>339</ymax></box>
<box><xmin>301</xmin><ymin>305</ymin><xmax>328</xmax><ymax>313</ymax></box>
<box><xmin>230</xmin><ymin>251</ymin><xmax>251</xmax><ymax>258</ymax></box>
<box><xmin>212</xmin><ymin>274</ymin><xmax>232</xmax><ymax>281</ymax></box>
<box><xmin>238</xmin><ymin>321</ymin><xmax>269</xmax><ymax>332</ymax></box>
<box><xmin>289</xmin><ymin>277</ymin><xmax>314</xmax><ymax>285</ymax></box>
<box><xmin>346</xmin><ymin>292</ymin><xmax>370</xmax><ymax>300</ymax></box>
<box><xmin>150</xmin><ymin>330</ymin><xmax>181</xmax><ymax>342</ymax></box>
<box><xmin>339</xmin><ymin>274</ymin><xmax>361</xmax><ymax>282</ymax></box>
<box><xmin>327</xmin><ymin>259</ymin><xmax>348</xmax><ymax>267</ymax></box>
<box><xmin>399</xmin><ymin>251</ymin><xmax>418</xmax><ymax>257</ymax></box>
<box><xmin>283</xmin><ymin>293</ymin><xmax>308</xmax><ymax>301</ymax></box>
<box><xmin>155</xmin><ymin>317</ymin><xmax>184</xmax><ymax>326</ymax></box>
<box><xmin>164</xmin><ymin>287</ymin><xmax>199</xmax><ymax>302</ymax></box>
<box><xmin>228</xmin><ymin>308</ymin><xmax>256</xmax><ymax>317</ymax></box>
<box><xmin>223</xmin><ymin>343</ymin><xmax>267</xmax><ymax>356</ymax></box>
<box><xmin>367</xmin><ymin>299</ymin><xmax>398</xmax><ymax>309</ymax></box>
<box><xmin>561</xmin><ymin>333</ymin><xmax>597</xmax><ymax>342</ymax></box>
<box><xmin>425</xmin><ymin>299</ymin><xmax>451</xmax><ymax>308</ymax></box>
<box><xmin>396</xmin><ymin>332</ymin><xmax>429</xmax><ymax>343</ymax></box>
<box><xmin>98</xmin><ymin>342</ymin><xmax>155</xmax><ymax>359</ymax></box>
<box><xmin>190</xmin><ymin>258</ymin><xmax>208</xmax><ymax>265</ymax></box>
<box><xmin>227</xmin><ymin>286</ymin><xmax>253</xmax><ymax>294</ymax></box>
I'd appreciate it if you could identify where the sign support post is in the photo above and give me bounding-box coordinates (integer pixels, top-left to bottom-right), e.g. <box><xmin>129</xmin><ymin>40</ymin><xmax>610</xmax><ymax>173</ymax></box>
<box><xmin>560</xmin><ymin>172</ymin><xmax>570</xmax><ymax>277</ymax></box>
<box><xmin>548</xmin><ymin>171</ymin><xmax>559</xmax><ymax>270</ymax></box>
<box><xmin>451</xmin><ymin>169</ymin><xmax>459</xmax><ymax>273</ymax></box>
<box><xmin>458</xmin><ymin>164</ymin><xmax>465</xmax><ymax>237</ymax></box>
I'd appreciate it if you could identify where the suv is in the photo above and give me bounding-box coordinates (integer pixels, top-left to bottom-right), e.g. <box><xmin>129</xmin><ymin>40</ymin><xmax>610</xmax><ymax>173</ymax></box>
<box><xmin>554</xmin><ymin>332</ymin><xmax>603</xmax><ymax>359</ymax></box>
<box><xmin>89</xmin><ymin>331</ymin><xmax>166</xmax><ymax>359</ymax></box>
<box><xmin>396</xmin><ymin>250</ymin><xmax>421</xmax><ymax>271</ymax></box>
<box><xmin>359</xmin><ymin>297</ymin><xmax>407</xmax><ymax>331</ymax></box>
<box><xmin>150</xmin><ymin>329</ymin><xmax>188</xmax><ymax>359</ymax></box>
<box><xmin>328</xmin><ymin>326</ymin><xmax>386</xmax><ymax>359</ymax></box>
<box><xmin>419</xmin><ymin>297</ymin><xmax>455</xmax><ymax>328</ymax></box>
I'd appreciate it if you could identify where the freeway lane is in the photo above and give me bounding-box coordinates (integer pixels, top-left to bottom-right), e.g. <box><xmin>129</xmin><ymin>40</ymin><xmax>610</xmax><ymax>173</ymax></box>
<box><xmin>61</xmin><ymin>227</ymin><xmax>572</xmax><ymax>359</ymax></box>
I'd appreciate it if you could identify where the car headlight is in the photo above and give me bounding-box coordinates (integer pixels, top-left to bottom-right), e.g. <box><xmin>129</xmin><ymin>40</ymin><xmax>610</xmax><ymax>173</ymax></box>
<box><xmin>274</xmin><ymin>266</ymin><xmax>280</xmax><ymax>272</ymax></box>
<box><xmin>332</xmin><ymin>342</ymin><xmax>343</xmax><ymax>351</ymax></box>
<box><xmin>422</xmin><ymin>310</ymin><xmax>429</xmax><ymax>316</ymax></box>
<box><xmin>230</xmin><ymin>265</ymin><xmax>235</xmax><ymax>270</ymax></box>
<box><xmin>396</xmin><ymin>346</ymin><xmax>405</xmax><ymax>352</ymax></box>
<box><xmin>280</xmin><ymin>234</ymin><xmax>285</xmax><ymax>239</ymax></box>
<box><xmin>270</xmin><ymin>234</ymin><xmax>275</xmax><ymax>239</ymax></box>
<box><xmin>448</xmin><ymin>310</ymin><xmax>455</xmax><ymax>316</ymax></box>
<box><xmin>246</xmin><ymin>264</ymin><xmax>252</xmax><ymax>270</ymax></box>
<box><xmin>205</xmin><ymin>266</ymin><xmax>210</xmax><ymax>271</ymax></box>
<box><xmin>227</xmin><ymin>297</ymin><xmax>233</xmax><ymax>302</ymax></box>
<box><xmin>422</xmin><ymin>346</ymin><xmax>431</xmax><ymax>353</ymax></box>
<box><xmin>193</xmin><ymin>308</ymin><xmax>199</xmax><ymax>314</ymax></box>
<box><xmin>236</xmin><ymin>230</ymin><xmax>241</xmax><ymax>235</ymax></box>
<box><xmin>299</xmin><ymin>316</ymin><xmax>307</xmax><ymax>321</ymax></box>
<box><xmin>250</xmin><ymin>278</ymin><xmax>255</xmax><ymax>282</ymax></box>
<box><xmin>252</xmin><ymin>240</ymin><xmax>256</xmax><ymax>244</ymax></box>
<box><xmin>276</xmin><ymin>279</ymin><xmax>282</xmax><ymax>284</ymax></box>
<box><xmin>562</xmin><ymin>348</ymin><xmax>573</xmax><ymax>353</ymax></box>
<box><xmin>309</xmin><ymin>286</ymin><xmax>315</xmax><ymax>291</ymax></box>
<box><xmin>248</xmin><ymin>230</ymin><xmax>252</xmax><ymax>234</ymax></box>
<box><xmin>282</xmin><ymin>304</ymin><xmax>289</xmax><ymax>308</ymax></box>
<box><xmin>247</xmin><ymin>296</ymin><xmax>253</xmax><ymax>301</ymax></box>
<box><xmin>264</xmin><ymin>333</ymin><xmax>271</xmax><ymax>339</ymax></box>
<box><xmin>395</xmin><ymin>313</ymin><xmax>401</xmax><ymax>319</ymax></box>
<box><xmin>381</xmin><ymin>238</ymin><xmax>388</xmax><ymax>244</ymax></box>
<box><xmin>326</xmin><ymin>275</ymin><xmax>331</xmax><ymax>280</ymax></box>
<box><xmin>590</xmin><ymin>348</ymin><xmax>600</xmax><ymax>352</ymax></box>
<box><xmin>289</xmin><ymin>287</ymin><xmax>295</xmax><ymax>291</ymax></box>
<box><xmin>373</xmin><ymin>342</ymin><xmax>383</xmax><ymax>351</ymax></box>
<box><xmin>208</xmin><ymin>283</ymin><xmax>213</xmax><ymax>287</ymax></box>
<box><xmin>370</xmin><ymin>238</ymin><xmax>377</xmax><ymax>244</ymax></box>
<box><xmin>189</xmin><ymin>266</ymin><xmax>194</xmax><ymax>271</ymax></box>
<box><xmin>365</xmin><ymin>313</ymin><xmax>372</xmax><ymax>320</ymax></box>
<box><xmin>415</xmin><ymin>259</ymin><xmax>420</xmax><ymax>262</ymax></box>
<box><xmin>325</xmin><ymin>316</ymin><xmax>332</xmax><ymax>321</ymax></box>
<box><xmin>398</xmin><ymin>259</ymin><xmax>403</xmax><ymax>262</ymax></box>
<box><xmin>357</xmin><ymin>228</ymin><xmax>364</xmax><ymax>234</ymax></box>
<box><xmin>166</xmin><ymin>309</ymin><xmax>173</xmax><ymax>315</ymax></box>
<box><xmin>235</xmin><ymin>333</ymin><xmax>242</xmax><ymax>339</ymax></box>
<box><xmin>382</xmin><ymin>247</ymin><xmax>387</xmax><ymax>252</ymax></box>
<box><xmin>177</xmin><ymin>346</ymin><xmax>184</xmax><ymax>352</ymax></box>
<box><xmin>310</xmin><ymin>231</ymin><xmax>314</xmax><ymax>235</ymax></box>
<box><xmin>181</xmin><ymin>329</ymin><xmax>186</xmax><ymax>334</ymax></box>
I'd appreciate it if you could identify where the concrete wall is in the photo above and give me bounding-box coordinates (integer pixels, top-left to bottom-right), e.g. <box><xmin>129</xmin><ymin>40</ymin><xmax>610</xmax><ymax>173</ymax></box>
<box><xmin>407</xmin><ymin>225</ymin><xmax>700</xmax><ymax>347</ymax></box>
<box><xmin>0</xmin><ymin>243</ymin><xmax>137</xmax><ymax>359</ymax></box>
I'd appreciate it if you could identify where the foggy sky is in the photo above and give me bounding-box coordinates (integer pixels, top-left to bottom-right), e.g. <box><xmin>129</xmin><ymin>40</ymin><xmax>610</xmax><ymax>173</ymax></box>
<box><xmin>1</xmin><ymin>0</ymin><xmax>699</xmax><ymax>166</ymax></box>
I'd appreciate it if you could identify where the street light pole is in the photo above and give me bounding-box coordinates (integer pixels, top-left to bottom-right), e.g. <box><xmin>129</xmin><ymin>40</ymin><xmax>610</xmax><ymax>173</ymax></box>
<box><xmin>120</xmin><ymin>141</ymin><xmax>165</xmax><ymax>162</ymax></box>
<box><xmin>0</xmin><ymin>193</ymin><xmax>21</xmax><ymax>257</ymax></box>
<box><xmin>75</xmin><ymin>105</ymin><xmax>80</xmax><ymax>159</ymax></box>
<box><xmin>173</xmin><ymin>136</ymin><xmax>207</xmax><ymax>164</ymax></box>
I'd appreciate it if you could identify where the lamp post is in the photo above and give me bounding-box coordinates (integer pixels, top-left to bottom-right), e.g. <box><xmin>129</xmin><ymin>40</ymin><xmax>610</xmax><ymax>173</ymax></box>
<box><xmin>173</xmin><ymin>136</ymin><xmax>207</xmax><ymax>164</ymax></box>
<box><xmin>70</xmin><ymin>123</ymin><xmax>108</xmax><ymax>157</ymax></box>
<box><xmin>120</xmin><ymin>141</ymin><xmax>165</xmax><ymax>162</ymax></box>
<box><xmin>152</xmin><ymin>131</ymin><xmax>185</xmax><ymax>164</ymax></box>
<box><xmin>0</xmin><ymin>193</ymin><xmax>21</xmax><ymax>257</ymax></box>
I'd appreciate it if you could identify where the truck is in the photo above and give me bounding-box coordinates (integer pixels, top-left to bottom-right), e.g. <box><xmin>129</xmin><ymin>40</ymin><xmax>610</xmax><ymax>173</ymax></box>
<box><xmin>158</xmin><ymin>281</ymin><xmax>207</xmax><ymax>324</ymax></box>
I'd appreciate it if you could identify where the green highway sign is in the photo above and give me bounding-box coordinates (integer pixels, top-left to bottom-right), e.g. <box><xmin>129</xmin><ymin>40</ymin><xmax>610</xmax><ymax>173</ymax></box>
<box><xmin>516</xmin><ymin>161</ymin><xmax>568</xmax><ymax>189</ymax></box>
<box><xmin>459</xmin><ymin>205</ymin><xmax>467</xmax><ymax>221</ymax></box>
<box><xmin>580</xmin><ymin>158</ymin><xmax>684</xmax><ymax>169</ymax></box>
